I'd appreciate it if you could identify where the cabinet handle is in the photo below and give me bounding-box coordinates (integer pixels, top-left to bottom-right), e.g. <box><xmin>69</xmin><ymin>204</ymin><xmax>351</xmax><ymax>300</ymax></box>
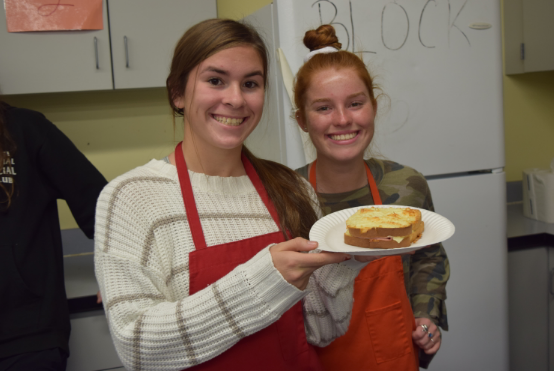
<box><xmin>94</xmin><ymin>37</ymin><xmax>99</xmax><ymax>70</ymax></box>
<box><xmin>124</xmin><ymin>36</ymin><xmax>129</xmax><ymax>68</ymax></box>
<box><xmin>550</xmin><ymin>268</ymin><xmax>554</xmax><ymax>296</ymax></box>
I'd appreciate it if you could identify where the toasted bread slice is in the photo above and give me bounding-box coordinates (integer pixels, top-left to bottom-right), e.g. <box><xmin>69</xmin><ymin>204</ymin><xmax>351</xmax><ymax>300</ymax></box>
<box><xmin>346</xmin><ymin>207</ymin><xmax>422</xmax><ymax>238</ymax></box>
<box><xmin>344</xmin><ymin>221</ymin><xmax>424</xmax><ymax>249</ymax></box>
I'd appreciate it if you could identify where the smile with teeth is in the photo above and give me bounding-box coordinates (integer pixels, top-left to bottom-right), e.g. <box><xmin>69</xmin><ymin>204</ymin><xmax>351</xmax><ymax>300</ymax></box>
<box><xmin>213</xmin><ymin>115</ymin><xmax>245</xmax><ymax>126</ymax></box>
<box><xmin>328</xmin><ymin>132</ymin><xmax>357</xmax><ymax>141</ymax></box>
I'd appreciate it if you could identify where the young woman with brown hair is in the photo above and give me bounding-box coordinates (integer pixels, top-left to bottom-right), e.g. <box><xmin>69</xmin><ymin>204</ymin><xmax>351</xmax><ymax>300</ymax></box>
<box><xmin>294</xmin><ymin>25</ymin><xmax>450</xmax><ymax>370</ymax></box>
<box><xmin>94</xmin><ymin>19</ymin><xmax>373</xmax><ymax>371</ymax></box>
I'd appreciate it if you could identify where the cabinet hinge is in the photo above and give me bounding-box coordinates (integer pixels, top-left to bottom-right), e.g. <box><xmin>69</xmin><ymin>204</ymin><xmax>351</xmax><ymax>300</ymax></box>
<box><xmin>520</xmin><ymin>43</ymin><xmax>525</xmax><ymax>60</ymax></box>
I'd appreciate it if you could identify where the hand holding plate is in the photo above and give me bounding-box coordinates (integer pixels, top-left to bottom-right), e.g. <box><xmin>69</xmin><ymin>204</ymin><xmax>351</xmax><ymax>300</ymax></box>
<box><xmin>269</xmin><ymin>237</ymin><xmax>350</xmax><ymax>290</ymax></box>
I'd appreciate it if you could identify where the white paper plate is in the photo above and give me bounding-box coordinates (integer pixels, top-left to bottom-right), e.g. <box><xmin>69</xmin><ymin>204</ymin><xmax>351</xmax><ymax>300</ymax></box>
<box><xmin>309</xmin><ymin>205</ymin><xmax>455</xmax><ymax>256</ymax></box>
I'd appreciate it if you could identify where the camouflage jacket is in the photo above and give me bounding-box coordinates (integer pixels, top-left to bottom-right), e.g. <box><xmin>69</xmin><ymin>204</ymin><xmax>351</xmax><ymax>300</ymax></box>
<box><xmin>296</xmin><ymin>158</ymin><xmax>450</xmax><ymax>331</ymax></box>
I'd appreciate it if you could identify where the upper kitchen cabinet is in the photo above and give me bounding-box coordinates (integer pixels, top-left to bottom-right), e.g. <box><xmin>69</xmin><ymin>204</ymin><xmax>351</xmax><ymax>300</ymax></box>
<box><xmin>108</xmin><ymin>0</ymin><xmax>216</xmax><ymax>89</ymax></box>
<box><xmin>0</xmin><ymin>0</ymin><xmax>217</xmax><ymax>95</ymax></box>
<box><xmin>504</xmin><ymin>0</ymin><xmax>554</xmax><ymax>75</ymax></box>
<box><xmin>0</xmin><ymin>2</ymin><xmax>113</xmax><ymax>95</ymax></box>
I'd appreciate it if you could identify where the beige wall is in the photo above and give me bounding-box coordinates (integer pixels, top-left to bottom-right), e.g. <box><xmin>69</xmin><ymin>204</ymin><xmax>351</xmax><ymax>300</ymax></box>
<box><xmin>500</xmin><ymin>0</ymin><xmax>554</xmax><ymax>182</ymax></box>
<box><xmin>217</xmin><ymin>0</ymin><xmax>271</xmax><ymax>20</ymax></box>
<box><xmin>3</xmin><ymin>0</ymin><xmax>553</xmax><ymax>229</ymax></box>
<box><xmin>503</xmin><ymin>72</ymin><xmax>554</xmax><ymax>181</ymax></box>
<box><xmin>3</xmin><ymin>89</ymin><xmax>181</xmax><ymax>229</ymax></box>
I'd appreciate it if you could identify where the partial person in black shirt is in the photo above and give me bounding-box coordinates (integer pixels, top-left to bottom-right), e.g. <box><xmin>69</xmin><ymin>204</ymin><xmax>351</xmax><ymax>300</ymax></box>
<box><xmin>0</xmin><ymin>101</ymin><xmax>107</xmax><ymax>370</ymax></box>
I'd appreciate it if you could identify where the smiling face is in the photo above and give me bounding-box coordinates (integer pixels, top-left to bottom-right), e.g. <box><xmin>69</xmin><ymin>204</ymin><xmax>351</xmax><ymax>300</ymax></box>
<box><xmin>174</xmin><ymin>45</ymin><xmax>265</xmax><ymax>154</ymax></box>
<box><xmin>298</xmin><ymin>67</ymin><xmax>375</xmax><ymax>164</ymax></box>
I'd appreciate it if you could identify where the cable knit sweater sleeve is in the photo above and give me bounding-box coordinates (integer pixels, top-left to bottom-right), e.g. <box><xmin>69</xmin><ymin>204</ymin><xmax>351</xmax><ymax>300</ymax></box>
<box><xmin>94</xmin><ymin>160</ymin><xmax>365</xmax><ymax>370</ymax></box>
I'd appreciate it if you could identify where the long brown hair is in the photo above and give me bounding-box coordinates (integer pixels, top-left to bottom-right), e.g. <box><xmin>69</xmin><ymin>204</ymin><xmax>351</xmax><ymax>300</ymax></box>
<box><xmin>294</xmin><ymin>24</ymin><xmax>378</xmax><ymax>120</ymax></box>
<box><xmin>167</xmin><ymin>19</ymin><xmax>318</xmax><ymax>239</ymax></box>
<box><xmin>0</xmin><ymin>101</ymin><xmax>16</xmax><ymax>209</ymax></box>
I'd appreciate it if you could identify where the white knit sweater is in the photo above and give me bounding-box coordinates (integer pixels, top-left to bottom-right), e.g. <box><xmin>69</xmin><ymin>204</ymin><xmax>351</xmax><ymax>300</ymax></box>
<box><xmin>94</xmin><ymin>159</ymin><xmax>366</xmax><ymax>371</ymax></box>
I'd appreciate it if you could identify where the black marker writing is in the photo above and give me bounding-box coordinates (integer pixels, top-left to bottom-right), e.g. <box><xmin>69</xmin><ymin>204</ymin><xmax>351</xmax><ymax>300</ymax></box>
<box><xmin>350</xmin><ymin>0</ymin><xmax>376</xmax><ymax>54</ymax></box>
<box><xmin>449</xmin><ymin>0</ymin><xmax>470</xmax><ymax>46</ymax></box>
<box><xmin>419</xmin><ymin>0</ymin><xmax>436</xmax><ymax>48</ymax></box>
<box><xmin>381</xmin><ymin>1</ymin><xmax>409</xmax><ymax>51</ymax></box>
<box><xmin>313</xmin><ymin>0</ymin><xmax>351</xmax><ymax>52</ymax></box>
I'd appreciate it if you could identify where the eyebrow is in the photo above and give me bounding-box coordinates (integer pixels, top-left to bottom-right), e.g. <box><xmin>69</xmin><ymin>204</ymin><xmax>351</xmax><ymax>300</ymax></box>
<box><xmin>203</xmin><ymin>66</ymin><xmax>264</xmax><ymax>79</ymax></box>
<box><xmin>310</xmin><ymin>92</ymin><xmax>368</xmax><ymax>104</ymax></box>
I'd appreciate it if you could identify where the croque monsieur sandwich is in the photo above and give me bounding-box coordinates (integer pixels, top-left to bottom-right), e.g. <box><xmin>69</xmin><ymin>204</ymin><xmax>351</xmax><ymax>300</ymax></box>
<box><xmin>344</xmin><ymin>207</ymin><xmax>424</xmax><ymax>249</ymax></box>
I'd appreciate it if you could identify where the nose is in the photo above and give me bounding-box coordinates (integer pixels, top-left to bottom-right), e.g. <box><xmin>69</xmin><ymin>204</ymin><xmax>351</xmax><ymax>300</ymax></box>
<box><xmin>223</xmin><ymin>83</ymin><xmax>245</xmax><ymax>108</ymax></box>
<box><xmin>335</xmin><ymin>107</ymin><xmax>351</xmax><ymax>127</ymax></box>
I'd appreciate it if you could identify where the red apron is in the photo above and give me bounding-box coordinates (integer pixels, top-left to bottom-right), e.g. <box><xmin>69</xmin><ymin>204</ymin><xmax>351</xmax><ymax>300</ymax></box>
<box><xmin>309</xmin><ymin>160</ymin><xmax>419</xmax><ymax>371</ymax></box>
<box><xmin>175</xmin><ymin>144</ymin><xmax>321</xmax><ymax>371</ymax></box>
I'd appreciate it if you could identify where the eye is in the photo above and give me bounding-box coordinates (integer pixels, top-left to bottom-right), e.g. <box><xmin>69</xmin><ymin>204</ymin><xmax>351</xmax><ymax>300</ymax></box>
<box><xmin>351</xmin><ymin>101</ymin><xmax>364</xmax><ymax>107</ymax></box>
<box><xmin>208</xmin><ymin>78</ymin><xmax>223</xmax><ymax>86</ymax></box>
<box><xmin>244</xmin><ymin>80</ymin><xmax>260</xmax><ymax>89</ymax></box>
<box><xmin>316</xmin><ymin>106</ymin><xmax>330</xmax><ymax>112</ymax></box>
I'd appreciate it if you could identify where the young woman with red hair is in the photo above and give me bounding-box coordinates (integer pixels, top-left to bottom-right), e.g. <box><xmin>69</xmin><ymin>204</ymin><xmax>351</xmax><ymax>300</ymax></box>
<box><xmin>294</xmin><ymin>25</ymin><xmax>450</xmax><ymax>370</ymax></box>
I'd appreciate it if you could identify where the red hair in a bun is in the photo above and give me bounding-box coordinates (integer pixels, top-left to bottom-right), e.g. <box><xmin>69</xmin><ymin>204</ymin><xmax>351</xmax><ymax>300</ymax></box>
<box><xmin>295</xmin><ymin>25</ymin><xmax>377</xmax><ymax>117</ymax></box>
<box><xmin>303</xmin><ymin>24</ymin><xmax>342</xmax><ymax>51</ymax></box>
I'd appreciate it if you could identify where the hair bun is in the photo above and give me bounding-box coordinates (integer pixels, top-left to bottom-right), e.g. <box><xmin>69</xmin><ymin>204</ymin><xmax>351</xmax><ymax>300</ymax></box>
<box><xmin>303</xmin><ymin>24</ymin><xmax>342</xmax><ymax>52</ymax></box>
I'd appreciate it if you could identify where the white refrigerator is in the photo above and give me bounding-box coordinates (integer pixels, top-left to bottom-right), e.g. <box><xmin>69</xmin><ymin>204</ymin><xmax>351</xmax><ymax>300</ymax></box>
<box><xmin>245</xmin><ymin>1</ymin><xmax>508</xmax><ymax>370</ymax></box>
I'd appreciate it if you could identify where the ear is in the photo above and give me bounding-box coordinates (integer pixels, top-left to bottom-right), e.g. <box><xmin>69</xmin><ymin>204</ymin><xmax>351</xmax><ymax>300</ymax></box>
<box><xmin>173</xmin><ymin>93</ymin><xmax>185</xmax><ymax>109</ymax></box>
<box><xmin>295</xmin><ymin>110</ymin><xmax>308</xmax><ymax>132</ymax></box>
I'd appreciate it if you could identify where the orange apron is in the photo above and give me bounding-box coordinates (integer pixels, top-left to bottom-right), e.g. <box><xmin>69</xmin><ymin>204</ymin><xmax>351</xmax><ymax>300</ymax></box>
<box><xmin>175</xmin><ymin>144</ymin><xmax>321</xmax><ymax>371</ymax></box>
<box><xmin>310</xmin><ymin>160</ymin><xmax>419</xmax><ymax>371</ymax></box>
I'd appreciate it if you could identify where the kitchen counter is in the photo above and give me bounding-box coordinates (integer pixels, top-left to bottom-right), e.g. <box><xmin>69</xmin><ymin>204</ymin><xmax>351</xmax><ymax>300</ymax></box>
<box><xmin>507</xmin><ymin>202</ymin><xmax>554</xmax><ymax>249</ymax></box>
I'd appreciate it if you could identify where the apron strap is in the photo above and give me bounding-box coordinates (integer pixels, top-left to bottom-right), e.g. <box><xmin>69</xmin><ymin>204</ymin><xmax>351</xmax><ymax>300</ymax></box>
<box><xmin>309</xmin><ymin>160</ymin><xmax>382</xmax><ymax>205</ymax></box>
<box><xmin>175</xmin><ymin>143</ymin><xmax>285</xmax><ymax>251</ymax></box>
<box><xmin>365</xmin><ymin>162</ymin><xmax>382</xmax><ymax>205</ymax></box>
<box><xmin>175</xmin><ymin>142</ymin><xmax>208</xmax><ymax>250</ymax></box>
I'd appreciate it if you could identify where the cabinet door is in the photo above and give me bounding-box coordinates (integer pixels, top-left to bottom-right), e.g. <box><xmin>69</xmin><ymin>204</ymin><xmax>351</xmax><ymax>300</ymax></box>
<box><xmin>0</xmin><ymin>1</ymin><xmax>113</xmax><ymax>95</ymax></box>
<box><xmin>522</xmin><ymin>0</ymin><xmax>554</xmax><ymax>73</ymax></box>
<box><xmin>508</xmin><ymin>248</ymin><xmax>549</xmax><ymax>371</ymax></box>
<box><xmin>108</xmin><ymin>0</ymin><xmax>217</xmax><ymax>90</ymax></box>
<box><xmin>504</xmin><ymin>0</ymin><xmax>554</xmax><ymax>74</ymax></box>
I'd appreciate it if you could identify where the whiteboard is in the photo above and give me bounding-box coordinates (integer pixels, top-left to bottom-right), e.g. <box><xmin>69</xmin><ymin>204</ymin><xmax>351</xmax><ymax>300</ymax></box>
<box><xmin>274</xmin><ymin>0</ymin><xmax>504</xmax><ymax>176</ymax></box>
